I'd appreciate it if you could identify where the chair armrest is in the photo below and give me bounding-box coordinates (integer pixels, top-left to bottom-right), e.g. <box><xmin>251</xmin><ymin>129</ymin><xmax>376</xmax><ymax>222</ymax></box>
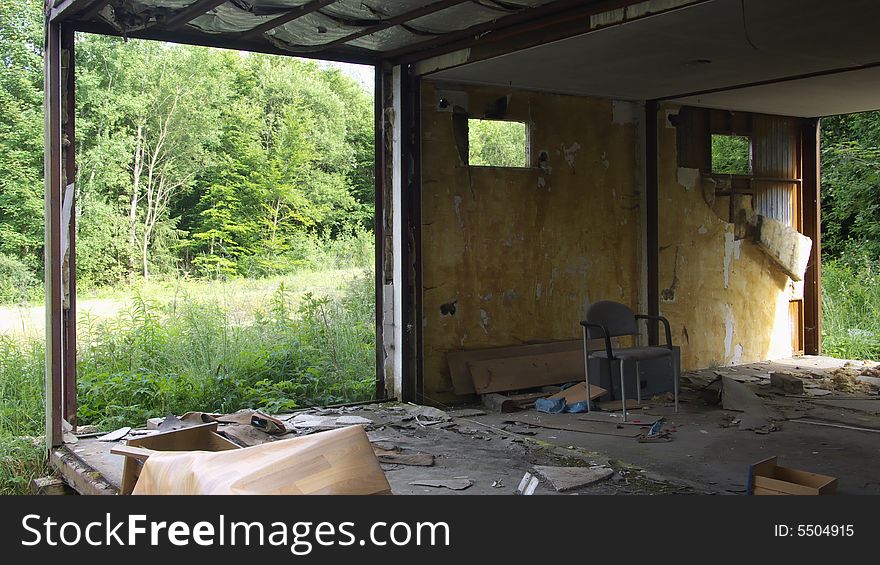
<box><xmin>635</xmin><ymin>314</ymin><xmax>673</xmax><ymax>349</ymax></box>
<box><xmin>580</xmin><ymin>321</ymin><xmax>614</xmax><ymax>359</ymax></box>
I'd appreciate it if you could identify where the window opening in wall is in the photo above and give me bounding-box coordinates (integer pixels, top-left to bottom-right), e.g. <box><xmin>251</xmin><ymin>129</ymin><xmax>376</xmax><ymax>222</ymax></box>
<box><xmin>711</xmin><ymin>134</ymin><xmax>752</xmax><ymax>175</ymax></box>
<box><xmin>468</xmin><ymin>119</ymin><xmax>529</xmax><ymax>167</ymax></box>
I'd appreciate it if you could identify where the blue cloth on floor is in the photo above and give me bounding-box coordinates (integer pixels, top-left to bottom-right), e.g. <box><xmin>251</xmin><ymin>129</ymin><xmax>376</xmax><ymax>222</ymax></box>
<box><xmin>535</xmin><ymin>397</ymin><xmax>566</xmax><ymax>414</ymax></box>
<box><xmin>535</xmin><ymin>397</ymin><xmax>592</xmax><ymax>414</ymax></box>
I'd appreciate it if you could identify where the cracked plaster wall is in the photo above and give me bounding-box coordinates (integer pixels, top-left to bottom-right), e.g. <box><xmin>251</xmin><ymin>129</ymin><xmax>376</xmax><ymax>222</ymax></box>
<box><xmin>420</xmin><ymin>81</ymin><xmax>642</xmax><ymax>404</ymax></box>
<box><xmin>657</xmin><ymin>104</ymin><xmax>796</xmax><ymax>371</ymax></box>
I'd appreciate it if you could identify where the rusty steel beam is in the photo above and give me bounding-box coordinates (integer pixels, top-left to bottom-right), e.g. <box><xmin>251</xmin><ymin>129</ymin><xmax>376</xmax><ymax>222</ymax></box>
<box><xmin>71</xmin><ymin>18</ymin><xmax>379</xmax><ymax>65</ymax></box>
<box><xmin>44</xmin><ymin>20</ymin><xmax>65</xmax><ymax>448</ymax></box>
<box><xmin>395</xmin><ymin>66</ymin><xmax>423</xmax><ymax>403</ymax></box>
<box><xmin>166</xmin><ymin>0</ymin><xmax>229</xmax><ymax>29</ymax></box>
<box><xmin>374</xmin><ymin>64</ymin><xmax>386</xmax><ymax>400</ymax></box>
<box><xmin>47</xmin><ymin>0</ymin><xmax>97</xmax><ymax>22</ymax></box>
<box><xmin>645</xmin><ymin>100</ymin><xmax>660</xmax><ymax>345</ymax></box>
<box><xmin>241</xmin><ymin>0</ymin><xmax>337</xmax><ymax>40</ymax></box>
<box><xmin>802</xmin><ymin>119</ymin><xmax>822</xmax><ymax>355</ymax></box>
<box><xmin>62</xmin><ymin>28</ymin><xmax>78</xmax><ymax>429</ymax></box>
<box><xmin>321</xmin><ymin>0</ymin><xmax>469</xmax><ymax>49</ymax></box>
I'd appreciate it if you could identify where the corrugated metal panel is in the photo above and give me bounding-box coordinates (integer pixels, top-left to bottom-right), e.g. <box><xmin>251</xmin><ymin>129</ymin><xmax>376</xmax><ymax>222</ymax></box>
<box><xmin>105</xmin><ymin>0</ymin><xmax>558</xmax><ymax>54</ymax></box>
<box><xmin>753</xmin><ymin>115</ymin><xmax>799</xmax><ymax>227</ymax></box>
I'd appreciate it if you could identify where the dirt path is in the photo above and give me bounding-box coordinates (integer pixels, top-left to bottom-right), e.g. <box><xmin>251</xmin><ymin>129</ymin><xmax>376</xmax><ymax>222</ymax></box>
<box><xmin>0</xmin><ymin>269</ymin><xmax>363</xmax><ymax>340</ymax></box>
<box><xmin>0</xmin><ymin>298</ymin><xmax>127</xmax><ymax>338</ymax></box>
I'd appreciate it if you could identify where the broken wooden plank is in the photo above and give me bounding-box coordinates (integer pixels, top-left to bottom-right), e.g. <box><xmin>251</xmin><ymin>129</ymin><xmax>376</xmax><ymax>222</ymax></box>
<box><xmin>447</xmin><ymin>339</ymin><xmax>583</xmax><ymax>395</ymax></box>
<box><xmin>482</xmin><ymin>391</ymin><xmax>549</xmax><ymax>413</ymax></box>
<box><xmin>409</xmin><ymin>479</ymin><xmax>473</xmax><ymax>490</ymax></box>
<box><xmin>548</xmin><ymin>382</ymin><xmax>607</xmax><ymax>404</ymax></box>
<box><xmin>469</xmin><ymin>349</ymin><xmax>585</xmax><ymax>394</ymax></box>
<box><xmin>110</xmin><ymin>445</ymin><xmax>154</xmax><ymax>462</ymax></box>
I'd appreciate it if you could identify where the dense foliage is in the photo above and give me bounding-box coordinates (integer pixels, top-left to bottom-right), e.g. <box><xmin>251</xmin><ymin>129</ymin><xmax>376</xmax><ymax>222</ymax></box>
<box><xmin>1</xmin><ymin>0</ymin><xmax>374</xmax><ymax>294</ymax></box>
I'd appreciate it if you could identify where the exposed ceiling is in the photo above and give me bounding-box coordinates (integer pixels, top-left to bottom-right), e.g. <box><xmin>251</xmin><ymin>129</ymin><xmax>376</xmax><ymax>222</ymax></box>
<box><xmin>49</xmin><ymin>0</ymin><xmax>570</xmax><ymax>63</ymax></box>
<box><xmin>426</xmin><ymin>0</ymin><xmax>880</xmax><ymax>117</ymax></box>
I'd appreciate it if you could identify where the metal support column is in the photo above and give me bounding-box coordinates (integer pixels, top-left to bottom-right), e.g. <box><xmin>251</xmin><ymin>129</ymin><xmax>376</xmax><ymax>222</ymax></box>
<box><xmin>44</xmin><ymin>20</ymin><xmax>65</xmax><ymax>447</ymax></box>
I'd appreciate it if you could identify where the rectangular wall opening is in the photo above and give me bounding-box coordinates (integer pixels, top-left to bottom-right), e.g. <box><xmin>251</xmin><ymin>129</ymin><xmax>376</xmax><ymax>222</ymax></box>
<box><xmin>467</xmin><ymin>119</ymin><xmax>529</xmax><ymax>167</ymax></box>
<box><xmin>711</xmin><ymin>133</ymin><xmax>752</xmax><ymax>175</ymax></box>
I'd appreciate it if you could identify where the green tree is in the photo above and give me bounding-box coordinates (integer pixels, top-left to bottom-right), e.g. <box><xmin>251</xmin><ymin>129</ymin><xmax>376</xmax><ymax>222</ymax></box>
<box><xmin>821</xmin><ymin>112</ymin><xmax>880</xmax><ymax>261</ymax></box>
<box><xmin>0</xmin><ymin>0</ymin><xmax>44</xmax><ymax>274</ymax></box>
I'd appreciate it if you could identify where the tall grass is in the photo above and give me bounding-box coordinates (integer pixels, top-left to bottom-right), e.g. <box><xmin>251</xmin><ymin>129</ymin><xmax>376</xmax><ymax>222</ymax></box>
<box><xmin>0</xmin><ymin>270</ymin><xmax>375</xmax><ymax>494</ymax></box>
<box><xmin>0</xmin><ymin>335</ymin><xmax>46</xmax><ymax>495</ymax></box>
<box><xmin>821</xmin><ymin>256</ymin><xmax>880</xmax><ymax>361</ymax></box>
<box><xmin>76</xmin><ymin>271</ymin><xmax>376</xmax><ymax>427</ymax></box>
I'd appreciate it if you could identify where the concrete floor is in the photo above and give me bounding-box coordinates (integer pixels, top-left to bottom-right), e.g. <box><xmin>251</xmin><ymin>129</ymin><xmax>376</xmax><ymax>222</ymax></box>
<box><xmin>54</xmin><ymin>356</ymin><xmax>879</xmax><ymax>495</ymax></box>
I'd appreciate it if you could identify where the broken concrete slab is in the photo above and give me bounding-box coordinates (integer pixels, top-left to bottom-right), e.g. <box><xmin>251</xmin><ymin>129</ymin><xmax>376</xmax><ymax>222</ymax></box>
<box><xmin>447</xmin><ymin>408</ymin><xmax>487</xmax><ymax>418</ymax></box>
<box><xmin>403</xmin><ymin>404</ymin><xmax>450</xmax><ymax>421</ymax></box>
<box><xmin>336</xmin><ymin>415</ymin><xmax>374</xmax><ymax>426</ymax></box>
<box><xmin>532</xmin><ymin>465</ymin><xmax>614</xmax><ymax>492</ymax></box>
<box><xmin>857</xmin><ymin>375</ymin><xmax>880</xmax><ymax>388</ymax></box>
<box><xmin>771</xmin><ymin>372</ymin><xmax>805</xmax><ymax>395</ymax></box>
<box><xmin>718</xmin><ymin>376</ymin><xmax>779</xmax><ymax>431</ymax></box>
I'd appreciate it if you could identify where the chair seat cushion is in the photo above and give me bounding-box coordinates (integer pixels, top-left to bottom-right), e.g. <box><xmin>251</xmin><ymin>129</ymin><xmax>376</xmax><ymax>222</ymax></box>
<box><xmin>592</xmin><ymin>346</ymin><xmax>672</xmax><ymax>361</ymax></box>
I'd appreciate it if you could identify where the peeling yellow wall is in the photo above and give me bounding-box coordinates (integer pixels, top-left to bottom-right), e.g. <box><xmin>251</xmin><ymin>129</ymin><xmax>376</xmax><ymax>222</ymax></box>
<box><xmin>657</xmin><ymin>104</ymin><xmax>796</xmax><ymax>370</ymax></box>
<box><xmin>420</xmin><ymin>81</ymin><xmax>642</xmax><ymax>404</ymax></box>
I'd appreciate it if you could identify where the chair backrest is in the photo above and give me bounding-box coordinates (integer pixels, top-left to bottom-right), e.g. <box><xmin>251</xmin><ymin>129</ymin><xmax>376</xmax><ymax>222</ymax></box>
<box><xmin>585</xmin><ymin>300</ymin><xmax>638</xmax><ymax>338</ymax></box>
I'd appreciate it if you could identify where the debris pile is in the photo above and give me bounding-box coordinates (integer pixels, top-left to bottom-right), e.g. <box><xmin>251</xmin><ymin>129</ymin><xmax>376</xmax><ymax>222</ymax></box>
<box><xmin>824</xmin><ymin>363</ymin><xmax>880</xmax><ymax>394</ymax></box>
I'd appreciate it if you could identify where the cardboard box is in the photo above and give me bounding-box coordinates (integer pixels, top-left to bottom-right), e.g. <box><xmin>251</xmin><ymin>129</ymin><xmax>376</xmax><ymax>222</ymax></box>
<box><xmin>118</xmin><ymin>422</ymin><xmax>240</xmax><ymax>494</ymax></box>
<box><xmin>748</xmin><ymin>456</ymin><xmax>837</xmax><ymax>495</ymax></box>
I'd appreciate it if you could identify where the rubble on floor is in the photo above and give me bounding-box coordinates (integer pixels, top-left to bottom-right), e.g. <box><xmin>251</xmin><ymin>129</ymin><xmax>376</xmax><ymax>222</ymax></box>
<box><xmin>52</xmin><ymin>356</ymin><xmax>880</xmax><ymax>496</ymax></box>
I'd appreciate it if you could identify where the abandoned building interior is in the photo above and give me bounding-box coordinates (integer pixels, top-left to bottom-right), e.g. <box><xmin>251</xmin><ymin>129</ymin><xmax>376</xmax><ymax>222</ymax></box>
<box><xmin>41</xmin><ymin>0</ymin><xmax>880</xmax><ymax>495</ymax></box>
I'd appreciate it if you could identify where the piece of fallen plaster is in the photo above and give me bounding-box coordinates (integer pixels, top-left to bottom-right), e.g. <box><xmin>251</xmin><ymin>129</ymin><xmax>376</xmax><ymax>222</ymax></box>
<box><xmin>532</xmin><ymin>465</ymin><xmax>613</xmax><ymax>492</ymax></box>
<box><xmin>677</xmin><ymin>167</ymin><xmax>700</xmax><ymax>191</ymax></box>
<box><xmin>453</xmin><ymin>195</ymin><xmax>464</xmax><ymax>229</ymax></box>
<box><xmin>98</xmin><ymin>427</ymin><xmax>131</xmax><ymax>442</ymax></box>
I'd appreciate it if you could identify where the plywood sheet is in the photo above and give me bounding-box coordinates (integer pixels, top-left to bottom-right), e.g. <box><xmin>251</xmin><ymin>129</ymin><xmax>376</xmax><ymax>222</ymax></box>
<box><xmin>469</xmin><ymin>349</ymin><xmax>585</xmax><ymax>394</ymax></box>
<box><xmin>448</xmin><ymin>340</ymin><xmax>582</xmax><ymax>395</ymax></box>
<box><xmin>548</xmin><ymin>382</ymin><xmax>607</xmax><ymax>404</ymax></box>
